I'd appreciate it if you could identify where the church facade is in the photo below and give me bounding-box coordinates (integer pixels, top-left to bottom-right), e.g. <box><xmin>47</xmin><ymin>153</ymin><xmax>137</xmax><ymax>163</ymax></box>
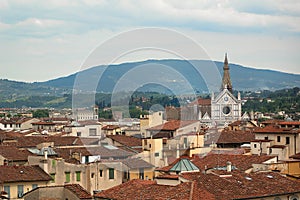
<box><xmin>165</xmin><ymin>54</ymin><xmax>243</xmax><ymax>127</ymax></box>
<box><xmin>210</xmin><ymin>54</ymin><xmax>242</xmax><ymax>126</ymax></box>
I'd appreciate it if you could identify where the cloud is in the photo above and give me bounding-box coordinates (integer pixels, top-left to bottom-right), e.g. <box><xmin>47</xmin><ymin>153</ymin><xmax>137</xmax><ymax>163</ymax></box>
<box><xmin>0</xmin><ymin>0</ymin><xmax>299</xmax><ymax>82</ymax></box>
<box><xmin>0</xmin><ymin>0</ymin><xmax>299</xmax><ymax>38</ymax></box>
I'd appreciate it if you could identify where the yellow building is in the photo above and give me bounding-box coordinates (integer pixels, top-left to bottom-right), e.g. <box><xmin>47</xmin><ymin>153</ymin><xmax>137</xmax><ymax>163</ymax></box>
<box><xmin>0</xmin><ymin>165</ymin><xmax>52</xmax><ymax>199</ymax></box>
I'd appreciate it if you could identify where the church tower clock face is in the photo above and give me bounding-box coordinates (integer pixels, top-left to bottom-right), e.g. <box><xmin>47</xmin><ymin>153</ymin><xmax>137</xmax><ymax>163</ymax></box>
<box><xmin>222</xmin><ymin>105</ymin><xmax>231</xmax><ymax>115</ymax></box>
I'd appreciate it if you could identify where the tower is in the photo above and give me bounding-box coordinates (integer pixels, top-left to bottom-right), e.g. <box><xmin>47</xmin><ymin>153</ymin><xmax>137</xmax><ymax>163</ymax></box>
<box><xmin>221</xmin><ymin>53</ymin><xmax>233</xmax><ymax>93</ymax></box>
<box><xmin>211</xmin><ymin>54</ymin><xmax>242</xmax><ymax>127</ymax></box>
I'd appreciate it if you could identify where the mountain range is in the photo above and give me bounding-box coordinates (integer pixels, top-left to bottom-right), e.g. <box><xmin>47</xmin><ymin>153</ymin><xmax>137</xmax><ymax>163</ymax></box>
<box><xmin>1</xmin><ymin>59</ymin><xmax>300</xmax><ymax>99</ymax></box>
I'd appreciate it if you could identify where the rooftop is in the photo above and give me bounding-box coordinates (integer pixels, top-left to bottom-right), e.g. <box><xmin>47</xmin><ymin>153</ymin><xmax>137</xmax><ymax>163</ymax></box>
<box><xmin>106</xmin><ymin>135</ymin><xmax>142</xmax><ymax>148</ymax></box>
<box><xmin>147</xmin><ymin>120</ymin><xmax>198</xmax><ymax>131</ymax></box>
<box><xmin>0</xmin><ymin>165</ymin><xmax>52</xmax><ymax>183</ymax></box>
<box><xmin>217</xmin><ymin>130</ymin><xmax>255</xmax><ymax>144</ymax></box>
<box><xmin>94</xmin><ymin>179</ymin><xmax>210</xmax><ymax>200</ymax></box>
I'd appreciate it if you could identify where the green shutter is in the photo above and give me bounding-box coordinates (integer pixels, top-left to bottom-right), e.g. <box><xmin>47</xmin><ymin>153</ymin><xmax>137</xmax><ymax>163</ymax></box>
<box><xmin>76</xmin><ymin>171</ymin><xmax>81</xmax><ymax>181</ymax></box>
<box><xmin>65</xmin><ymin>172</ymin><xmax>70</xmax><ymax>183</ymax></box>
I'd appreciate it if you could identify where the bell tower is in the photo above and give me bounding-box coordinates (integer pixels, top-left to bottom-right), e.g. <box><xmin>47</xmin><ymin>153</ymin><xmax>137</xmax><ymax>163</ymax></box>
<box><xmin>221</xmin><ymin>53</ymin><xmax>233</xmax><ymax>93</ymax></box>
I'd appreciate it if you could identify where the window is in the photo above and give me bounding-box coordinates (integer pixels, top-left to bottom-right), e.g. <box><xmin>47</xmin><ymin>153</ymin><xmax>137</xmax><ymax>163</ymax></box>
<box><xmin>254</xmin><ymin>144</ymin><xmax>257</xmax><ymax>148</ymax></box>
<box><xmin>184</xmin><ymin>138</ymin><xmax>188</xmax><ymax>147</ymax></box>
<box><xmin>65</xmin><ymin>172</ymin><xmax>71</xmax><ymax>183</ymax></box>
<box><xmin>32</xmin><ymin>184</ymin><xmax>38</xmax><ymax>189</ymax></box>
<box><xmin>4</xmin><ymin>124</ymin><xmax>7</xmax><ymax>128</ymax></box>
<box><xmin>99</xmin><ymin>169</ymin><xmax>103</xmax><ymax>177</ymax></box>
<box><xmin>77</xmin><ymin>132</ymin><xmax>81</xmax><ymax>137</ymax></box>
<box><xmin>4</xmin><ymin>186</ymin><xmax>10</xmax><ymax>198</ymax></box>
<box><xmin>286</xmin><ymin>137</ymin><xmax>290</xmax><ymax>145</ymax></box>
<box><xmin>264</xmin><ymin>136</ymin><xmax>268</xmax><ymax>140</ymax></box>
<box><xmin>109</xmin><ymin>168</ymin><xmax>114</xmax><ymax>179</ymax></box>
<box><xmin>52</xmin><ymin>160</ymin><xmax>56</xmax><ymax>168</ymax></box>
<box><xmin>155</xmin><ymin>152</ymin><xmax>159</xmax><ymax>157</ymax></box>
<box><xmin>289</xmin><ymin>195</ymin><xmax>299</xmax><ymax>200</ymax></box>
<box><xmin>139</xmin><ymin>168</ymin><xmax>144</xmax><ymax>180</ymax></box>
<box><xmin>89</xmin><ymin>128</ymin><xmax>97</xmax><ymax>136</ymax></box>
<box><xmin>123</xmin><ymin>171</ymin><xmax>129</xmax><ymax>180</ymax></box>
<box><xmin>17</xmin><ymin>185</ymin><xmax>24</xmax><ymax>198</ymax></box>
<box><xmin>76</xmin><ymin>171</ymin><xmax>81</xmax><ymax>181</ymax></box>
<box><xmin>277</xmin><ymin>136</ymin><xmax>281</xmax><ymax>142</ymax></box>
<box><xmin>50</xmin><ymin>173</ymin><xmax>55</xmax><ymax>182</ymax></box>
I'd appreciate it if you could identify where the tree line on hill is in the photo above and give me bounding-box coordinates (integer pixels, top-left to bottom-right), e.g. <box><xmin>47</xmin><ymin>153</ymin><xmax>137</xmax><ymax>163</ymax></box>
<box><xmin>0</xmin><ymin>87</ymin><xmax>299</xmax><ymax>120</ymax></box>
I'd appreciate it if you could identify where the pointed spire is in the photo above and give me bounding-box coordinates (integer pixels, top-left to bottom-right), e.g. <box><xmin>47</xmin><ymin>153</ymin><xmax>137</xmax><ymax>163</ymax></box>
<box><xmin>224</xmin><ymin>53</ymin><xmax>228</xmax><ymax>66</ymax></box>
<box><xmin>221</xmin><ymin>53</ymin><xmax>233</xmax><ymax>93</ymax></box>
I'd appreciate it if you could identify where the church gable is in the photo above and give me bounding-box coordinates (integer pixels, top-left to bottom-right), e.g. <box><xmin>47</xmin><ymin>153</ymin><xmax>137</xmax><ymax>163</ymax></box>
<box><xmin>213</xmin><ymin>89</ymin><xmax>239</xmax><ymax>105</ymax></box>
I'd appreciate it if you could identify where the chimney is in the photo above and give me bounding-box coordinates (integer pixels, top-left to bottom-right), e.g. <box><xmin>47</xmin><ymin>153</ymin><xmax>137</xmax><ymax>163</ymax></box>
<box><xmin>226</xmin><ymin>161</ymin><xmax>232</xmax><ymax>172</ymax></box>
<box><xmin>176</xmin><ymin>144</ymin><xmax>180</xmax><ymax>158</ymax></box>
<box><xmin>44</xmin><ymin>149</ymin><xmax>48</xmax><ymax>160</ymax></box>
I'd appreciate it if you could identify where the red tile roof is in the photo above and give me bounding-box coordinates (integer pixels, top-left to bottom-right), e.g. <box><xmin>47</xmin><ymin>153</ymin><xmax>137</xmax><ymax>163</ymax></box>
<box><xmin>189</xmin><ymin>98</ymin><xmax>211</xmax><ymax>106</ymax></box>
<box><xmin>0</xmin><ymin>165</ymin><xmax>52</xmax><ymax>183</ymax></box>
<box><xmin>106</xmin><ymin>135</ymin><xmax>142</xmax><ymax>147</ymax></box>
<box><xmin>158</xmin><ymin>154</ymin><xmax>275</xmax><ymax>173</ymax></box>
<box><xmin>55</xmin><ymin>146</ymin><xmax>134</xmax><ymax>161</ymax></box>
<box><xmin>0</xmin><ymin>117</ymin><xmax>34</xmax><ymax>124</ymax></box>
<box><xmin>192</xmin><ymin>154</ymin><xmax>275</xmax><ymax>172</ymax></box>
<box><xmin>254</xmin><ymin>125</ymin><xmax>300</xmax><ymax>134</ymax></box>
<box><xmin>102</xmin><ymin>125</ymin><xmax>120</xmax><ymax>130</ymax></box>
<box><xmin>64</xmin><ymin>184</ymin><xmax>93</xmax><ymax>199</ymax></box>
<box><xmin>0</xmin><ymin>146</ymin><xmax>33</xmax><ymax>161</ymax></box>
<box><xmin>180</xmin><ymin>171</ymin><xmax>300</xmax><ymax>200</ymax></box>
<box><xmin>32</xmin><ymin>121</ymin><xmax>56</xmax><ymax>125</ymax></box>
<box><xmin>278</xmin><ymin>121</ymin><xmax>300</xmax><ymax>125</ymax></box>
<box><xmin>15</xmin><ymin>136</ymin><xmax>86</xmax><ymax>148</ymax></box>
<box><xmin>217</xmin><ymin>130</ymin><xmax>255</xmax><ymax>144</ymax></box>
<box><xmin>94</xmin><ymin>179</ymin><xmax>197</xmax><ymax>200</ymax></box>
<box><xmin>147</xmin><ymin>120</ymin><xmax>198</xmax><ymax>131</ymax></box>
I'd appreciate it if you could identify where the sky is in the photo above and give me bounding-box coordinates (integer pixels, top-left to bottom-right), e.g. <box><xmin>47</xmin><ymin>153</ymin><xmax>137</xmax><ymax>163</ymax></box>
<box><xmin>0</xmin><ymin>0</ymin><xmax>300</xmax><ymax>82</ymax></box>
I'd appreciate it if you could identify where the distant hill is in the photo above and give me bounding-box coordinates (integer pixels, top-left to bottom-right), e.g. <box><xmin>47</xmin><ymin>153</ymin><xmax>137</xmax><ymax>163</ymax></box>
<box><xmin>1</xmin><ymin>59</ymin><xmax>300</xmax><ymax>99</ymax></box>
<box><xmin>40</xmin><ymin>59</ymin><xmax>300</xmax><ymax>94</ymax></box>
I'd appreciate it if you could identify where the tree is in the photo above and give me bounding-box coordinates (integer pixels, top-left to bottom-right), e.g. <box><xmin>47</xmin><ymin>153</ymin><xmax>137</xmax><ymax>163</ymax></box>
<box><xmin>32</xmin><ymin>109</ymin><xmax>49</xmax><ymax>118</ymax></box>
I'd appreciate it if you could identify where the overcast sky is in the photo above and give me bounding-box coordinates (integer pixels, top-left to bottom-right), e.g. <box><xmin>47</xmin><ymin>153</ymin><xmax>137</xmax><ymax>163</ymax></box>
<box><xmin>1</xmin><ymin>0</ymin><xmax>300</xmax><ymax>82</ymax></box>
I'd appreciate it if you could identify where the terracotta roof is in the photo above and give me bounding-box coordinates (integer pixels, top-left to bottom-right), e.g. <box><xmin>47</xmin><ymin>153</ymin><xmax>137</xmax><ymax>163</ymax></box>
<box><xmin>180</xmin><ymin>171</ymin><xmax>300</xmax><ymax>200</ymax></box>
<box><xmin>260</xmin><ymin>119</ymin><xmax>282</xmax><ymax>125</ymax></box>
<box><xmin>278</xmin><ymin>121</ymin><xmax>300</xmax><ymax>125</ymax></box>
<box><xmin>106</xmin><ymin>135</ymin><xmax>142</xmax><ymax>147</ymax></box>
<box><xmin>156</xmin><ymin>174</ymin><xmax>179</xmax><ymax>180</ymax></box>
<box><xmin>147</xmin><ymin>120</ymin><xmax>198</xmax><ymax>131</ymax></box>
<box><xmin>189</xmin><ymin>98</ymin><xmax>211</xmax><ymax>106</ymax></box>
<box><xmin>251</xmin><ymin>139</ymin><xmax>273</xmax><ymax>142</ymax></box>
<box><xmin>158</xmin><ymin>154</ymin><xmax>275</xmax><ymax>173</ymax></box>
<box><xmin>0</xmin><ymin>165</ymin><xmax>52</xmax><ymax>183</ymax></box>
<box><xmin>253</xmin><ymin>125</ymin><xmax>300</xmax><ymax>134</ymax></box>
<box><xmin>15</xmin><ymin>136</ymin><xmax>85</xmax><ymax>148</ymax></box>
<box><xmin>94</xmin><ymin>179</ymin><xmax>198</xmax><ymax>200</ymax></box>
<box><xmin>102</xmin><ymin>125</ymin><xmax>120</xmax><ymax>130</ymax></box>
<box><xmin>0</xmin><ymin>146</ymin><xmax>33</xmax><ymax>161</ymax></box>
<box><xmin>217</xmin><ymin>130</ymin><xmax>255</xmax><ymax>144</ymax></box>
<box><xmin>55</xmin><ymin>146</ymin><xmax>134</xmax><ymax>161</ymax></box>
<box><xmin>32</xmin><ymin>121</ymin><xmax>56</xmax><ymax>125</ymax></box>
<box><xmin>192</xmin><ymin>154</ymin><xmax>275</xmax><ymax>172</ymax></box>
<box><xmin>0</xmin><ymin>117</ymin><xmax>34</xmax><ymax>124</ymax></box>
<box><xmin>64</xmin><ymin>184</ymin><xmax>93</xmax><ymax>199</ymax></box>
